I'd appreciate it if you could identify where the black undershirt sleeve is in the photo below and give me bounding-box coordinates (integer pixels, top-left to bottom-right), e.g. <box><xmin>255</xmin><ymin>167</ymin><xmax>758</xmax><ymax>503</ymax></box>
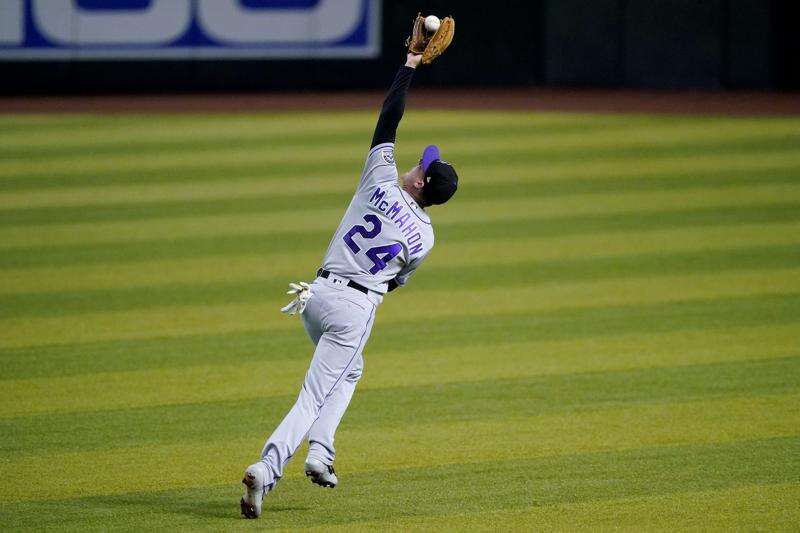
<box><xmin>371</xmin><ymin>66</ymin><xmax>416</xmax><ymax>149</ymax></box>
<box><xmin>387</xmin><ymin>279</ymin><xmax>400</xmax><ymax>292</ymax></box>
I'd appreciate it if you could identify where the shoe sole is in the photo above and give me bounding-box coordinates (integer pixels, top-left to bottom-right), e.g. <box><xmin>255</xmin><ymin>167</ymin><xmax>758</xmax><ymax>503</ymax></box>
<box><xmin>305</xmin><ymin>469</ymin><xmax>336</xmax><ymax>488</ymax></box>
<box><xmin>240</xmin><ymin>473</ymin><xmax>259</xmax><ymax>519</ymax></box>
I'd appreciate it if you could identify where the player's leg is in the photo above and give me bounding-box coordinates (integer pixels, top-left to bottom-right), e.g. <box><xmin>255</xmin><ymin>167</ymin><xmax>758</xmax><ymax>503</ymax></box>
<box><xmin>251</xmin><ymin>288</ymin><xmax>376</xmax><ymax>496</ymax></box>
<box><xmin>242</xmin><ymin>285</ymin><xmax>331</xmax><ymax>518</ymax></box>
<box><xmin>301</xmin><ymin>300</ymin><xmax>324</xmax><ymax>346</ymax></box>
<box><xmin>304</xmin><ymin>353</ymin><xmax>363</xmax><ymax>486</ymax></box>
<box><xmin>307</xmin><ymin>355</ymin><xmax>363</xmax><ymax>464</ymax></box>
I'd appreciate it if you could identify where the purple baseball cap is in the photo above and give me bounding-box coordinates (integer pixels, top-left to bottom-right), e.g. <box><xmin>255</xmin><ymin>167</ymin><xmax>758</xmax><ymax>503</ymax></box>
<box><xmin>419</xmin><ymin>144</ymin><xmax>458</xmax><ymax>205</ymax></box>
<box><xmin>421</xmin><ymin>144</ymin><xmax>441</xmax><ymax>172</ymax></box>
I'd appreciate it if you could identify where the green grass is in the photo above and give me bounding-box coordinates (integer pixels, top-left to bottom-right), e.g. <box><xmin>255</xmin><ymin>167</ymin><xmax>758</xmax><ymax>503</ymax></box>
<box><xmin>0</xmin><ymin>109</ymin><xmax>799</xmax><ymax>531</ymax></box>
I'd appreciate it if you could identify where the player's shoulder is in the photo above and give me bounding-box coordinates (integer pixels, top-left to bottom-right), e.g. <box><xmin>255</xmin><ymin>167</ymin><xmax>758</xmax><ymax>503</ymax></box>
<box><xmin>359</xmin><ymin>143</ymin><xmax>398</xmax><ymax>189</ymax></box>
<box><xmin>369</xmin><ymin>142</ymin><xmax>395</xmax><ymax>161</ymax></box>
<box><xmin>365</xmin><ymin>142</ymin><xmax>397</xmax><ymax>172</ymax></box>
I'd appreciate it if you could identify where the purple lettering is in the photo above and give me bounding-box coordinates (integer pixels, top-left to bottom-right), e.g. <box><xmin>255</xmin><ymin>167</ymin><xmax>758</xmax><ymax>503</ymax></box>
<box><xmin>395</xmin><ymin>213</ymin><xmax>411</xmax><ymax>229</ymax></box>
<box><xmin>407</xmin><ymin>233</ymin><xmax>421</xmax><ymax>245</ymax></box>
<box><xmin>386</xmin><ymin>201</ymin><xmax>402</xmax><ymax>219</ymax></box>
<box><xmin>343</xmin><ymin>214</ymin><xmax>381</xmax><ymax>253</ymax></box>
<box><xmin>369</xmin><ymin>187</ymin><xmax>386</xmax><ymax>205</ymax></box>
<box><xmin>409</xmin><ymin>242</ymin><xmax>424</xmax><ymax>255</ymax></box>
<box><xmin>378</xmin><ymin>200</ymin><xmax>389</xmax><ymax>211</ymax></box>
<box><xmin>365</xmin><ymin>243</ymin><xmax>403</xmax><ymax>274</ymax></box>
<box><xmin>401</xmin><ymin>223</ymin><xmax>418</xmax><ymax>236</ymax></box>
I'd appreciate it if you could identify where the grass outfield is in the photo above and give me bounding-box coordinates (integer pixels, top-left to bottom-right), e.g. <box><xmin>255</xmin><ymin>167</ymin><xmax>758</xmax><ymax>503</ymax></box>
<box><xmin>0</xmin><ymin>110</ymin><xmax>799</xmax><ymax>531</ymax></box>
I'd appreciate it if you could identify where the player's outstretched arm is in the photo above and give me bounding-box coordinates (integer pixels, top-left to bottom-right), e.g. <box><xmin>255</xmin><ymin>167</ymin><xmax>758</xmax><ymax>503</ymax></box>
<box><xmin>370</xmin><ymin>53</ymin><xmax>422</xmax><ymax>149</ymax></box>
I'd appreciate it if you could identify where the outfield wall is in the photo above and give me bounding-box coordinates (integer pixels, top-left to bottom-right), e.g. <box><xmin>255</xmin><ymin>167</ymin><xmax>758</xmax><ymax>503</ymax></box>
<box><xmin>1</xmin><ymin>0</ymin><xmax>798</xmax><ymax>94</ymax></box>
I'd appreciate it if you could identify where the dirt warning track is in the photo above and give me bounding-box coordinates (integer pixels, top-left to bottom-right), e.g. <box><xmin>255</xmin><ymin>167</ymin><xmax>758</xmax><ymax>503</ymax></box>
<box><xmin>0</xmin><ymin>88</ymin><xmax>798</xmax><ymax>116</ymax></box>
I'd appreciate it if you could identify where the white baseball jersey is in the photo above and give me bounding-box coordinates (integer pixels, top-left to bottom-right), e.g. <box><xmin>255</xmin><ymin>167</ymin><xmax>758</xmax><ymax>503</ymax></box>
<box><xmin>321</xmin><ymin>142</ymin><xmax>435</xmax><ymax>294</ymax></box>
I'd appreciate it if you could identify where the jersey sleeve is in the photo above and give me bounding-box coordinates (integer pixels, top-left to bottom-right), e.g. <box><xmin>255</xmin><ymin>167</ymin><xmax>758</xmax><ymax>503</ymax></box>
<box><xmin>371</xmin><ymin>66</ymin><xmax>415</xmax><ymax>148</ymax></box>
<box><xmin>358</xmin><ymin>142</ymin><xmax>399</xmax><ymax>189</ymax></box>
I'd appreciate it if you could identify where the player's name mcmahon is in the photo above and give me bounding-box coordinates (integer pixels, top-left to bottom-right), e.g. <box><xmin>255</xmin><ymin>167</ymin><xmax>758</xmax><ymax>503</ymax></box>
<box><xmin>368</xmin><ymin>186</ymin><xmax>426</xmax><ymax>256</ymax></box>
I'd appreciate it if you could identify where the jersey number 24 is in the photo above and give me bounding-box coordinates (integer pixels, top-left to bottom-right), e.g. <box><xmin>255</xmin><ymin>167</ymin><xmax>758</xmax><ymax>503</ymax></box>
<box><xmin>343</xmin><ymin>214</ymin><xmax>402</xmax><ymax>274</ymax></box>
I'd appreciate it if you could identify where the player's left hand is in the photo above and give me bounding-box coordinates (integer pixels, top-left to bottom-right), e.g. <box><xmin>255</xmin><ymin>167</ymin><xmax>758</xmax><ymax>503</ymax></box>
<box><xmin>280</xmin><ymin>281</ymin><xmax>313</xmax><ymax>315</ymax></box>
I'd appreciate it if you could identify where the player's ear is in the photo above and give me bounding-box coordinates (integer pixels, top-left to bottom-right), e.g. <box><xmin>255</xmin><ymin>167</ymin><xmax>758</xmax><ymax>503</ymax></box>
<box><xmin>415</xmin><ymin>169</ymin><xmax>425</xmax><ymax>189</ymax></box>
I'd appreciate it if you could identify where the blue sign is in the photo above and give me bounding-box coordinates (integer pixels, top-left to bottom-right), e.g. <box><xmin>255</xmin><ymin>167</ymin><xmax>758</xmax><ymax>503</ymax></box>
<box><xmin>0</xmin><ymin>0</ymin><xmax>380</xmax><ymax>59</ymax></box>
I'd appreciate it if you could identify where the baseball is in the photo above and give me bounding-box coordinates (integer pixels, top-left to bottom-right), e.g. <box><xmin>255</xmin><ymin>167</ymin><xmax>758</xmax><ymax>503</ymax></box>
<box><xmin>424</xmin><ymin>15</ymin><xmax>441</xmax><ymax>33</ymax></box>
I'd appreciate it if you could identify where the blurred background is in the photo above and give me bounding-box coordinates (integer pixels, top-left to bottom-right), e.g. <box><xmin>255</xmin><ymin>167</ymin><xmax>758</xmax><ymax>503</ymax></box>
<box><xmin>1</xmin><ymin>0</ymin><xmax>799</xmax><ymax>94</ymax></box>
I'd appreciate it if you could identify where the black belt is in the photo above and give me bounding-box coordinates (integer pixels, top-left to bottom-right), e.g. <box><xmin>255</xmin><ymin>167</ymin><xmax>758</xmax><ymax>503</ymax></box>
<box><xmin>317</xmin><ymin>268</ymin><xmax>369</xmax><ymax>295</ymax></box>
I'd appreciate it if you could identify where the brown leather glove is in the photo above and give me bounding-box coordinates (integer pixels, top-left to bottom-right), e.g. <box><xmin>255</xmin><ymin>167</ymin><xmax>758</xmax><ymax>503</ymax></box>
<box><xmin>405</xmin><ymin>13</ymin><xmax>455</xmax><ymax>65</ymax></box>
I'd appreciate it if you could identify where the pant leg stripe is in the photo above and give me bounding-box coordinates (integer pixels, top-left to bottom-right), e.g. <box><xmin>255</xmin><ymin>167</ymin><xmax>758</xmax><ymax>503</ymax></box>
<box><xmin>322</xmin><ymin>303</ymin><xmax>376</xmax><ymax>404</ymax></box>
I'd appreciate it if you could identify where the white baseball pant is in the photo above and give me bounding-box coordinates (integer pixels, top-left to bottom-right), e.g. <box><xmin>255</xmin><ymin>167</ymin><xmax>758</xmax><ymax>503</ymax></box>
<box><xmin>257</xmin><ymin>275</ymin><xmax>381</xmax><ymax>493</ymax></box>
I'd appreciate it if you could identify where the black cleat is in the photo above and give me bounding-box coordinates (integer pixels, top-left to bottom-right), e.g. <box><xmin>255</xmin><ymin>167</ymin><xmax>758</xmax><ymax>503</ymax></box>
<box><xmin>240</xmin><ymin>497</ymin><xmax>258</xmax><ymax>519</ymax></box>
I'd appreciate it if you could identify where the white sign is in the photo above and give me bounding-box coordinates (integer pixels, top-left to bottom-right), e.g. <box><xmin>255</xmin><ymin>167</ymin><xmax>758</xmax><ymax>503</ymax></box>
<box><xmin>0</xmin><ymin>0</ymin><xmax>381</xmax><ymax>59</ymax></box>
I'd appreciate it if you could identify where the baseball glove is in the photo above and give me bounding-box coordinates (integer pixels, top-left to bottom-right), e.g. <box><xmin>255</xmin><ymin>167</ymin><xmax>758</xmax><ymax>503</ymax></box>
<box><xmin>405</xmin><ymin>13</ymin><xmax>455</xmax><ymax>64</ymax></box>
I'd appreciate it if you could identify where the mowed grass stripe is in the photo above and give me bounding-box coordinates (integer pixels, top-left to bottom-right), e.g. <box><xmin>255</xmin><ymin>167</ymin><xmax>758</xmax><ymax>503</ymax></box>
<box><xmin>4</xmin><ymin>165</ymin><xmax>800</xmax><ymax>227</ymax></box>
<box><xmin>1</xmin><ymin>429</ymin><xmax>796</xmax><ymax>510</ymax></box>
<box><xmin>3</xmin><ymin>137</ymin><xmax>799</xmax><ymax>194</ymax></box>
<box><xmin>1</xmin><ymin>363</ymin><xmax>797</xmax><ymax>472</ymax></box>
<box><xmin>2</xmin><ymin>245</ymin><xmax>798</xmax><ymax>319</ymax></box>
<box><xmin>2</xmin><ymin>288</ymin><xmax>798</xmax><ymax>414</ymax></box>
<box><xmin>2</xmin><ymin>110</ymin><xmax>796</xmax><ymax>161</ymax></box>
<box><xmin>1</xmin><ymin>461</ymin><xmax>797</xmax><ymax>532</ymax></box>
<box><xmin>0</xmin><ymin>118</ymin><xmax>621</xmax><ymax>162</ymax></box>
<box><xmin>3</xmin><ymin>221</ymin><xmax>797</xmax><ymax>295</ymax></box>
<box><xmin>2</xmin><ymin>457</ymin><xmax>796</xmax><ymax>530</ymax></box>
<box><xmin>3</xmin><ymin>111</ymin><xmax>798</xmax><ymax>160</ymax></box>
<box><xmin>2</xmin><ymin>202</ymin><xmax>798</xmax><ymax>270</ymax></box>
<box><xmin>2</xmin><ymin>340</ymin><xmax>797</xmax><ymax>451</ymax></box>
<box><xmin>5</xmin><ymin>394</ymin><xmax>799</xmax><ymax>481</ymax></box>
<box><xmin>3</xmin><ymin>183</ymin><xmax>797</xmax><ymax>251</ymax></box>
<box><xmin>0</xmin><ymin>264</ymin><xmax>797</xmax><ymax>350</ymax></box>
<box><xmin>1</xmin><ymin>321</ymin><xmax>797</xmax><ymax>425</ymax></box>
<box><xmin>2</xmin><ymin>123</ymin><xmax>797</xmax><ymax>185</ymax></box>
<box><xmin>330</xmin><ymin>484</ymin><xmax>800</xmax><ymax>532</ymax></box>
<box><xmin>1</xmin><ymin>111</ymin><xmax>797</xmax><ymax>170</ymax></box>
<box><xmin>3</xmin><ymin>129</ymin><xmax>800</xmax><ymax>192</ymax></box>
<box><xmin>0</xmin><ymin>266</ymin><xmax>796</xmax><ymax>354</ymax></box>
<box><xmin>0</xmin><ymin>295</ymin><xmax>795</xmax><ymax>379</ymax></box>
<box><xmin>275</xmin><ymin>437</ymin><xmax>798</xmax><ymax>528</ymax></box>
<box><xmin>0</xmin><ymin>111</ymin><xmax>614</xmax><ymax>148</ymax></box>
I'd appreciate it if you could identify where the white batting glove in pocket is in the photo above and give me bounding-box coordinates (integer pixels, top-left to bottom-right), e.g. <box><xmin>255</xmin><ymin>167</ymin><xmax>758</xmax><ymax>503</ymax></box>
<box><xmin>280</xmin><ymin>282</ymin><xmax>313</xmax><ymax>315</ymax></box>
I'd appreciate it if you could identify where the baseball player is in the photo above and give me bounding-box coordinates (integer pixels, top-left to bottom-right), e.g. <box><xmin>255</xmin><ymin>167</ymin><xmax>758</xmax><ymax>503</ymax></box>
<box><xmin>241</xmin><ymin>16</ymin><xmax>456</xmax><ymax>519</ymax></box>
